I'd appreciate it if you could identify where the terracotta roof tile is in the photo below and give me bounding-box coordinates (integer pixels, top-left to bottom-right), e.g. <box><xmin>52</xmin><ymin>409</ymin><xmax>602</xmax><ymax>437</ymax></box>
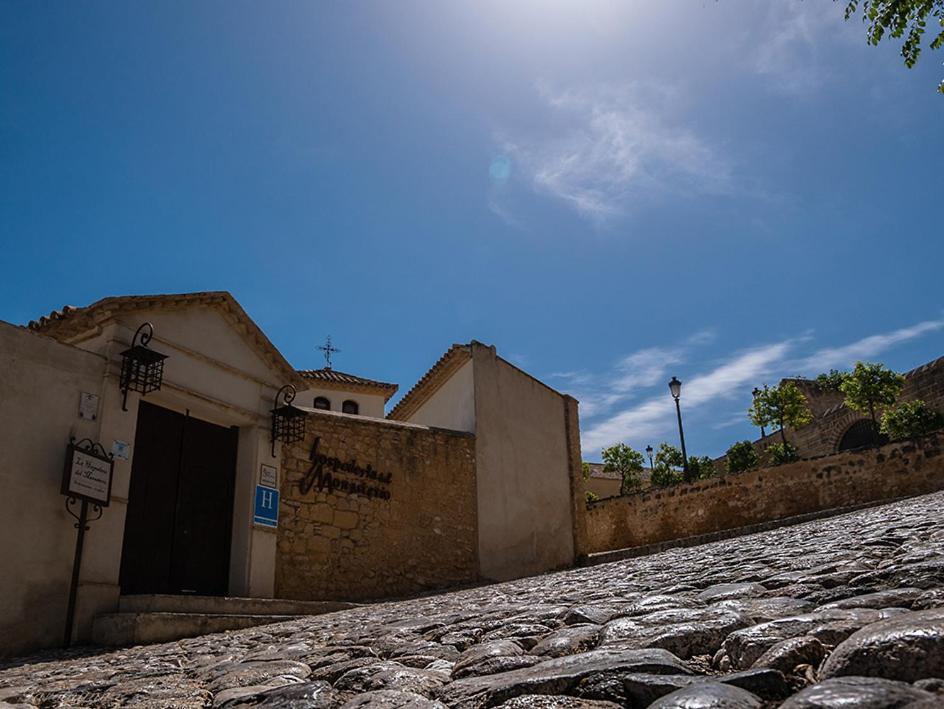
<box><xmin>298</xmin><ymin>368</ymin><xmax>398</xmax><ymax>401</ymax></box>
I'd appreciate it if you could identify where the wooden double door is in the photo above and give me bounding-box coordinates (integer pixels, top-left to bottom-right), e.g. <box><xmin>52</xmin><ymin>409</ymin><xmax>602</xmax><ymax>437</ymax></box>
<box><xmin>119</xmin><ymin>402</ymin><xmax>238</xmax><ymax>596</ymax></box>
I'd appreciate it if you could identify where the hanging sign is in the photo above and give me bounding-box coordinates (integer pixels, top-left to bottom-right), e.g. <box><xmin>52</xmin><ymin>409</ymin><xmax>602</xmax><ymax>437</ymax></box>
<box><xmin>61</xmin><ymin>439</ymin><xmax>114</xmax><ymax>506</ymax></box>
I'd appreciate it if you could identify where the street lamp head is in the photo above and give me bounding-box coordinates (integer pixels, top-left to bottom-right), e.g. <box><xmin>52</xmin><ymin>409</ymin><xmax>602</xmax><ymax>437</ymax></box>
<box><xmin>645</xmin><ymin>444</ymin><xmax>653</xmax><ymax>456</ymax></box>
<box><xmin>668</xmin><ymin>376</ymin><xmax>682</xmax><ymax>400</ymax></box>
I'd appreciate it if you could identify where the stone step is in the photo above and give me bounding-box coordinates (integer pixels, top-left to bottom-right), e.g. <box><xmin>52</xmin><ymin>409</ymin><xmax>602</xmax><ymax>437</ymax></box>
<box><xmin>118</xmin><ymin>593</ymin><xmax>358</xmax><ymax>617</ymax></box>
<box><xmin>91</xmin><ymin>611</ymin><xmax>298</xmax><ymax>646</ymax></box>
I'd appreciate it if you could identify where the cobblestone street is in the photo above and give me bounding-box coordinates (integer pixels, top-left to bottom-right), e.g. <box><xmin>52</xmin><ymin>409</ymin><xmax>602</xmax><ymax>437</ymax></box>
<box><xmin>5</xmin><ymin>492</ymin><xmax>944</xmax><ymax>708</ymax></box>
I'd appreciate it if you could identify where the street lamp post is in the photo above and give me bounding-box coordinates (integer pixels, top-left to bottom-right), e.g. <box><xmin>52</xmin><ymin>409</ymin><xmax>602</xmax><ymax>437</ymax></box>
<box><xmin>668</xmin><ymin>377</ymin><xmax>689</xmax><ymax>479</ymax></box>
<box><xmin>645</xmin><ymin>444</ymin><xmax>654</xmax><ymax>469</ymax></box>
<box><xmin>753</xmin><ymin>387</ymin><xmax>766</xmax><ymax>438</ymax></box>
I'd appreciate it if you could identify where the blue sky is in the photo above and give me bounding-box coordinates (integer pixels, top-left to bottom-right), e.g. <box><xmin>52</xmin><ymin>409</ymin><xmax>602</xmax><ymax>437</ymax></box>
<box><xmin>2</xmin><ymin>1</ymin><xmax>942</xmax><ymax>459</ymax></box>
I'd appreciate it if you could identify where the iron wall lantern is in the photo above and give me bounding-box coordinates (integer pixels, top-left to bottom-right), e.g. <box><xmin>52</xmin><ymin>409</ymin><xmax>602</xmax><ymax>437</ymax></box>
<box><xmin>271</xmin><ymin>384</ymin><xmax>306</xmax><ymax>457</ymax></box>
<box><xmin>119</xmin><ymin>322</ymin><xmax>168</xmax><ymax>412</ymax></box>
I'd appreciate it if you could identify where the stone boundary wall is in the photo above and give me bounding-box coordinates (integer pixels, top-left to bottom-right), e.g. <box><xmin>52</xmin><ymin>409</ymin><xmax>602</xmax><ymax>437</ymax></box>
<box><xmin>584</xmin><ymin>431</ymin><xmax>944</xmax><ymax>556</ymax></box>
<box><xmin>276</xmin><ymin>410</ymin><xmax>478</xmax><ymax>601</ymax></box>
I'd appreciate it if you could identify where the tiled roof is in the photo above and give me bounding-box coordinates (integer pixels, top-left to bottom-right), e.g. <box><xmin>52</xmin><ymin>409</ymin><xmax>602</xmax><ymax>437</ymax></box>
<box><xmin>28</xmin><ymin>291</ymin><xmax>302</xmax><ymax>386</ymax></box>
<box><xmin>298</xmin><ymin>368</ymin><xmax>398</xmax><ymax>401</ymax></box>
<box><xmin>387</xmin><ymin>344</ymin><xmax>473</xmax><ymax>421</ymax></box>
<box><xmin>586</xmin><ymin>462</ymin><xmax>620</xmax><ymax>480</ymax></box>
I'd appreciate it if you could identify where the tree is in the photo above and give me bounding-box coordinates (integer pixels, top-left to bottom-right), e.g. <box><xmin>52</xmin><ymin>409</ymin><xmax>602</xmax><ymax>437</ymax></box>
<box><xmin>650</xmin><ymin>443</ymin><xmax>684</xmax><ymax>487</ymax></box>
<box><xmin>769</xmin><ymin>441</ymin><xmax>800</xmax><ymax>466</ymax></box>
<box><xmin>749</xmin><ymin>382</ymin><xmax>813</xmax><ymax>445</ymax></box>
<box><xmin>726</xmin><ymin>440</ymin><xmax>759</xmax><ymax>474</ymax></box>
<box><xmin>816</xmin><ymin>369</ymin><xmax>848</xmax><ymax>392</ymax></box>
<box><xmin>844</xmin><ymin>0</ymin><xmax>944</xmax><ymax>93</ymax></box>
<box><xmin>840</xmin><ymin>361</ymin><xmax>905</xmax><ymax>427</ymax></box>
<box><xmin>880</xmin><ymin>400</ymin><xmax>944</xmax><ymax>440</ymax></box>
<box><xmin>688</xmin><ymin>455</ymin><xmax>716</xmax><ymax>481</ymax></box>
<box><xmin>601</xmin><ymin>443</ymin><xmax>645</xmax><ymax>496</ymax></box>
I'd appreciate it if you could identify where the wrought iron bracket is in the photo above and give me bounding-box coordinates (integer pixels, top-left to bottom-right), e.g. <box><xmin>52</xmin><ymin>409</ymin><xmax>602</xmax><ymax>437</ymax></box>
<box><xmin>119</xmin><ymin>322</ymin><xmax>168</xmax><ymax>412</ymax></box>
<box><xmin>271</xmin><ymin>384</ymin><xmax>305</xmax><ymax>458</ymax></box>
<box><xmin>65</xmin><ymin>496</ymin><xmax>103</xmax><ymax>530</ymax></box>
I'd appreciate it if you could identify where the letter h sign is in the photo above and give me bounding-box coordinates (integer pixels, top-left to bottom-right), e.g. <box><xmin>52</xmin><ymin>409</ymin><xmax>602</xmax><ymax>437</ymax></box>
<box><xmin>254</xmin><ymin>484</ymin><xmax>279</xmax><ymax>528</ymax></box>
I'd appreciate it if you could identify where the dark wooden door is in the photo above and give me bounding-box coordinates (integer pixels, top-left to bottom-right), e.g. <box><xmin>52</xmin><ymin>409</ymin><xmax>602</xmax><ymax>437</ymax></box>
<box><xmin>119</xmin><ymin>402</ymin><xmax>238</xmax><ymax>596</ymax></box>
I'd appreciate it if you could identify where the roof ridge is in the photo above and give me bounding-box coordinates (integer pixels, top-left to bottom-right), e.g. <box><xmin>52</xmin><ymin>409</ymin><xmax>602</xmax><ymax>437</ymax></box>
<box><xmin>26</xmin><ymin>291</ymin><xmax>301</xmax><ymax>387</ymax></box>
<box><xmin>298</xmin><ymin>367</ymin><xmax>399</xmax><ymax>401</ymax></box>
<box><xmin>387</xmin><ymin>343</ymin><xmax>472</xmax><ymax>421</ymax></box>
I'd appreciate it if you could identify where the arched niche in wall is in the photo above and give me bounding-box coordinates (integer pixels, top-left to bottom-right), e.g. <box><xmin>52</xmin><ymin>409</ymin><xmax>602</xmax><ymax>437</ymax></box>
<box><xmin>342</xmin><ymin>400</ymin><xmax>359</xmax><ymax>415</ymax></box>
<box><xmin>837</xmin><ymin>418</ymin><xmax>887</xmax><ymax>452</ymax></box>
<box><xmin>313</xmin><ymin>396</ymin><xmax>331</xmax><ymax>411</ymax></box>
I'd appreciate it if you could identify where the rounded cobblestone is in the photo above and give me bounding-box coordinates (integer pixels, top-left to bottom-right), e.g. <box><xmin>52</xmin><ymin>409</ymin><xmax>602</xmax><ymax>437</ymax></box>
<box><xmin>3</xmin><ymin>492</ymin><xmax>944</xmax><ymax>707</ymax></box>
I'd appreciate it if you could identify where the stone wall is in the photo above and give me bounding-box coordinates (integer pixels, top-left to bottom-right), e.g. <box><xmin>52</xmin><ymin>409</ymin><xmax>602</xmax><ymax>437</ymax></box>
<box><xmin>753</xmin><ymin>356</ymin><xmax>944</xmax><ymax>459</ymax></box>
<box><xmin>585</xmin><ymin>431</ymin><xmax>944</xmax><ymax>555</ymax></box>
<box><xmin>275</xmin><ymin>410</ymin><xmax>478</xmax><ymax>601</ymax></box>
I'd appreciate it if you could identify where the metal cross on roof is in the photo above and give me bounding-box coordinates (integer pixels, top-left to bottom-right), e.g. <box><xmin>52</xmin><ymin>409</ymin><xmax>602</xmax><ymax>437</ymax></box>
<box><xmin>318</xmin><ymin>335</ymin><xmax>341</xmax><ymax>370</ymax></box>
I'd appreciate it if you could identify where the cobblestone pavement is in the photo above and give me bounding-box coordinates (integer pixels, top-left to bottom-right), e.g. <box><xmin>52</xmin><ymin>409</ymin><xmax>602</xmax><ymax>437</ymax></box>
<box><xmin>5</xmin><ymin>492</ymin><xmax>944</xmax><ymax>708</ymax></box>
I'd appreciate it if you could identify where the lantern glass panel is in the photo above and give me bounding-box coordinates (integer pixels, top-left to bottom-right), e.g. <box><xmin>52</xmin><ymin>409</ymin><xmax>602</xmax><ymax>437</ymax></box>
<box><xmin>668</xmin><ymin>377</ymin><xmax>682</xmax><ymax>399</ymax></box>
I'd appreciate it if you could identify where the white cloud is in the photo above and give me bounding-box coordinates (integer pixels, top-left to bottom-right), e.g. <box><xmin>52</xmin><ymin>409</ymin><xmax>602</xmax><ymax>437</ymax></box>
<box><xmin>577</xmin><ymin>318</ymin><xmax>944</xmax><ymax>457</ymax></box>
<box><xmin>500</xmin><ymin>83</ymin><xmax>732</xmax><ymax>223</ymax></box>
<box><xmin>580</xmin><ymin>341</ymin><xmax>791</xmax><ymax>453</ymax></box>
<box><xmin>795</xmin><ymin>319</ymin><xmax>944</xmax><ymax>372</ymax></box>
<box><xmin>613</xmin><ymin>346</ymin><xmax>684</xmax><ymax>391</ymax></box>
<box><xmin>750</xmin><ymin>2</ymin><xmax>856</xmax><ymax>95</ymax></box>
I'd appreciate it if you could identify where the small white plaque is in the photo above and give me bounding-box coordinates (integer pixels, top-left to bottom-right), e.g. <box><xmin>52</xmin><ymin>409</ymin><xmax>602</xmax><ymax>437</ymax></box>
<box><xmin>78</xmin><ymin>392</ymin><xmax>99</xmax><ymax>421</ymax></box>
<box><xmin>112</xmin><ymin>440</ymin><xmax>130</xmax><ymax>461</ymax></box>
<box><xmin>260</xmin><ymin>464</ymin><xmax>278</xmax><ymax>488</ymax></box>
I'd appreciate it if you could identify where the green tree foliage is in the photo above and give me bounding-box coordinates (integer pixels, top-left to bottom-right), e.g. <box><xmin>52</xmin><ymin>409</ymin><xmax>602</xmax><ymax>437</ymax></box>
<box><xmin>650</xmin><ymin>443</ymin><xmax>684</xmax><ymax>487</ymax></box>
<box><xmin>816</xmin><ymin>369</ymin><xmax>849</xmax><ymax>392</ymax></box>
<box><xmin>769</xmin><ymin>441</ymin><xmax>800</xmax><ymax>466</ymax></box>
<box><xmin>880</xmin><ymin>400</ymin><xmax>944</xmax><ymax>440</ymax></box>
<box><xmin>601</xmin><ymin>443</ymin><xmax>645</xmax><ymax>496</ymax></box>
<box><xmin>749</xmin><ymin>382</ymin><xmax>814</xmax><ymax>445</ymax></box>
<box><xmin>585</xmin><ymin>490</ymin><xmax>600</xmax><ymax>503</ymax></box>
<box><xmin>844</xmin><ymin>0</ymin><xmax>944</xmax><ymax>93</ymax></box>
<box><xmin>651</xmin><ymin>465</ymin><xmax>683</xmax><ymax>487</ymax></box>
<box><xmin>582</xmin><ymin>461</ymin><xmax>591</xmax><ymax>479</ymax></box>
<box><xmin>840</xmin><ymin>361</ymin><xmax>905</xmax><ymax>426</ymax></box>
<box><xmin>726</xmin><ymin>440</ymin><xmax>759</xmax><ymax>474</ymax></box>
<box><xmin>688</xmin><ymin>455</ymin><xmax>717</xmax><ymax>481</ymax></box>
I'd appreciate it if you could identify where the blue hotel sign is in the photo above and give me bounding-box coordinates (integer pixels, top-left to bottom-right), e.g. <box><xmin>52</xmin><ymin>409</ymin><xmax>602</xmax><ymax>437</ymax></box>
<box><xmin>254</xmin><ymin>485</ymin><xmax>279</xmax><ymax>528</ymax></box>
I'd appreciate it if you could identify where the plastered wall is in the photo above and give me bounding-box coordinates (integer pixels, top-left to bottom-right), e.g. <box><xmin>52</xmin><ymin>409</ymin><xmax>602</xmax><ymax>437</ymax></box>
<box><xmin>472</xmin><ymin>346</ymin><xmax>576</xmax><ymax>580</ymax></box>
<box><xmin>0</xmin><ymin>323</ymin><xmax>108</xmax><ymax>657</ymax></box>
<box><xmin>296</xmin><ymin>385</ymin><xmax>387</xmax><ymax>418</ymax></box>
<box><xmin>403</xmin><ymin>358</ymin><xmax>475</xmax><ymax>433</ymax></box>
